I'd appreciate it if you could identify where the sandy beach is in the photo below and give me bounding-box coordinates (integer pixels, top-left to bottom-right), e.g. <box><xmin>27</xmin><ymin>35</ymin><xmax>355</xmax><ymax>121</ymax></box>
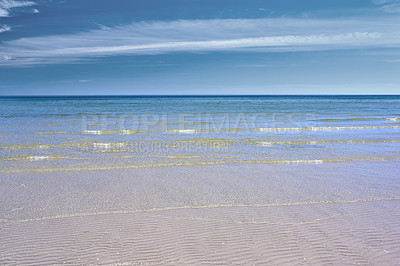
<box><xmin>1</xmin><ymin>161</ymin><xmax>400</xmax><ymax>264</ymax></box>
<box><xmin>2</xmin><ymin>0</ymin><xmax>400</xmax><ymax>262</ymax></box>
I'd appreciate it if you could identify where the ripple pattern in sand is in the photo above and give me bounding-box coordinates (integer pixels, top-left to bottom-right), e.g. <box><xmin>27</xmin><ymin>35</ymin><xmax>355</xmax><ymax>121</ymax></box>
<box><xmin>1</xmin><ymin>199</ymin><xmax>399</xmax><ymax>265</ymax></box>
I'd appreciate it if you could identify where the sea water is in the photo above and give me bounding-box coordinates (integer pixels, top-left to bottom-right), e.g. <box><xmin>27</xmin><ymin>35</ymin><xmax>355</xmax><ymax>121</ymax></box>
<box><xmin>1</xmin><ymin>95</ymin><xmax>400</xmax><ymax>264</ymax></box>
<box><xmin>1</xmin><ymin>95</ymin><xmax>400</xmax><ymax>172</ymax></box>
<box><xmin>1</xmin><ymin>95</ymin><xmax>400</xmax><ymax>221</ymax></box>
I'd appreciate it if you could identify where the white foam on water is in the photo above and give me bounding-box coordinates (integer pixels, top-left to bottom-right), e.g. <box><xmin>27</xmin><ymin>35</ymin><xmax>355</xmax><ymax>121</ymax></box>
<box><xmin>255</xmin><ymin>126</ymin><xmax>400</xmax><ymax>132</ymax></box>
<box><xmin>83</xmin><ymin>130</ymin><xmax>102</xmax><ymax>135</ymax></box>
<box><xmin>28</xmin><ymin>156</ymin><xmax>50</xmax><ymax>161</ymax></box>
<box><xmin>94</xmin><ymin>143</ymin><xmax>110</xmax><ymax>149</ymax></box>
<box><xmin>171</xmin><ymin>129</ymin><xmax>197</xmax><ymax>134</ymax></box>
<box><xmin>121</xmin><ymin>130</ymin><xmax>132</xmax><ymax>135</ymax></box>
<box><xmin>94</xmin><ymin>143</ymin><xmax>125</xmax><ymax>149</ymax></box>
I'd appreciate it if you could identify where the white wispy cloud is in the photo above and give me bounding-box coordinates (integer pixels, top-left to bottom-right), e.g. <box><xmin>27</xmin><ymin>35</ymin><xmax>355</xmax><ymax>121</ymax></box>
<box><xmin>372</xmin><ymin>0</ymin><xmax>394</xmax><ymax>4</ymax></box>
<box><xmin>96</xmin><ymin>23</ymin><xmax>111</xmax><ymax>30</ymax></box>
<box><xmin>372</xmin><ymin>0</ymin><xmax>400</xmax><ymax>13</ymax></box>
<box><xmin>50</xmin><ymin>32</ymin><xmax>382</xmax><ymax>55</ymax></box>
<box><xmin>383</xmin><ymin>58</ymin><xmax>400</xmax><ymax>62</ymax></box>
<box><xmin>0</xmin><ymin>24</ymin><xmax>11</xmax><ymax>33</ymax></box>
<box><xmin>381</xmin><ymin>3</ymin><xmax>400</xmax><ymax>12</ymax></box>
<box><xmin>0</xmin><ymin>7</ymin><xmax>8</xmax><ymax>16</ymax></box>
<box><xmin>1</xmin><ymin>17</ymin><xmax>400</xmax><ymax>66</ymax></box>
<box><xmin>0</xmin><ymin>0</ymin><xmax>35</xmax><ymax>17</ymax></box>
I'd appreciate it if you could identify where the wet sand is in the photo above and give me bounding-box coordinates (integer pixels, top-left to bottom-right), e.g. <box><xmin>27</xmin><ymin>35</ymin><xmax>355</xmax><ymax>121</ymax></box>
<box><xmin>2</xmin><ymin>199</ymin><xmax>400</xmax><ymax>265</ymax></box>
<box><xmin>1</xmin><ymin>162</ymin><xmax>400</xmax><ymax>264</ymax></box>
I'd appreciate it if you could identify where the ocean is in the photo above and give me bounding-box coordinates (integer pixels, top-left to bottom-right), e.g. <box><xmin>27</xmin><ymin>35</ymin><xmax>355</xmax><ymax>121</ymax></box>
<box><xmin>1</xmin><ymin>95</ymin><xmax>400</xmax><ymax>171</ymax></box>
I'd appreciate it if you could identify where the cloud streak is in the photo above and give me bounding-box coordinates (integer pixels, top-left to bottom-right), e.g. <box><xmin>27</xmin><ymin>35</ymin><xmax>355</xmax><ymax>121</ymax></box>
<box><xmin>50</xmin><ymin>32</ymin><xmax>383</xmax><ymax>55</ymax></box>
<box><xmin>372</xmin><ymin>0</ymin><xmax>400</xmax><ymax>13</ymax></box>
<box><xmin>0</xmin><ymin>24</ymin><xmax>11</xmax><ymax>33</ymax></box>
<box><xmin>1</xmin><ymin>18</ymin><xmax>400</xmax><ymax>66</ymax></box>
<box><xmin>0</xmin><ymin>0</ymin><xmax>35</xmax><ymax>17</ymax></box>
<box><xmin>381</xmin><ymin>3</ymin><xmax>400</xmax><ymax>12</ymax></box>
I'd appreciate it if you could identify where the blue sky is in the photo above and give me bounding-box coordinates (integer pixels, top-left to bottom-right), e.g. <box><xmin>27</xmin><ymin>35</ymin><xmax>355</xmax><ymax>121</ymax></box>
<box><xmin>0</xmin><ymin>0</ymin><xmax>399</xmax><ymax>95</ymax></box>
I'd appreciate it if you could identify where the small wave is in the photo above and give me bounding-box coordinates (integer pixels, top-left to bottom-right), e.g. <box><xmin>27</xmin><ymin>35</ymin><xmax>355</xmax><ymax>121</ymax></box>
<box><xmin>0</xmin><ymin>155</ymin><xmax>64</xmax><ymax>161</ymax></box>
<box><xmin>1</xmin><ymin>156</ymin><xmax>399</xmax><ymax>174</ymax></box>
<box><xmin>258</xmin><ymin>139</ymin><xmax>400</xmax><ymax>146</ymax></box>
<box><xmin>254</xmin><ymin>125</ymin><xmax>400</xmax><ymax>132</ymax></box>
<box><xmin>83</xmin><ymin>130</ymin><xmax>138</xmax><ymax>135</ymax></box>
<box><xmin>312</xmin><ymin>118</ymin><xmax>380</xmax><ymax>122</ymax></box>
<box><xmin>93</xmin><ymin>143</ymin><xmax>126</xmax><ymax>149</ymax></box>
<box><xmin>1</xmin><ymin>144</ymin><xmax>53</xmax><ymax>150</ymax></box>
<box><xmin>169</xmin><ymin>129</ymin><xmax>197</xmax><ymax>134</ymax></box>
<box><xmin>28</xmin><ymin>156</ymin><xmax>50</xmax><ymax>161</ymax></box>
<box><xmin>83</xmin><ymin>130</ymin><xmax>102</xmax><ymax>135</ymax></box>
<box><xmin>36</xmin><ymin>131</ymin><xmax>69</xmax><ymax>135</ymax></box>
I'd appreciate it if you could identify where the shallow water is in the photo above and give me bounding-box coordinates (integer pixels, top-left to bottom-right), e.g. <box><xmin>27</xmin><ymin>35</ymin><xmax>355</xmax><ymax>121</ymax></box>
<box><xmin>1</xmin><ymin>96</ymin><xmax>400</xmax><ymax>264</ymax></box>
<box><xmin>1</xmin><ymin>96</ymin><xmax>400</xmax><ymax>171</ymax></box>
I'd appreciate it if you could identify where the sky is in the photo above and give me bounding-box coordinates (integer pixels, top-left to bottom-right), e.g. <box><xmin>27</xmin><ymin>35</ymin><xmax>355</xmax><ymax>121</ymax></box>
<box><xmin>0</xmin><ymin>0</ymin><xmax>400</xmax><ymax>95</ymax></box>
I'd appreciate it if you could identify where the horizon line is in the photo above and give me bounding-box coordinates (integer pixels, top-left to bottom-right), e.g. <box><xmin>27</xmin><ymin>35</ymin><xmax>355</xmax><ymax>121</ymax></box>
<box><xmin>0</xmin><ymin>94</ymin><xmax>400</xmax><ymax>97</ymax></box>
